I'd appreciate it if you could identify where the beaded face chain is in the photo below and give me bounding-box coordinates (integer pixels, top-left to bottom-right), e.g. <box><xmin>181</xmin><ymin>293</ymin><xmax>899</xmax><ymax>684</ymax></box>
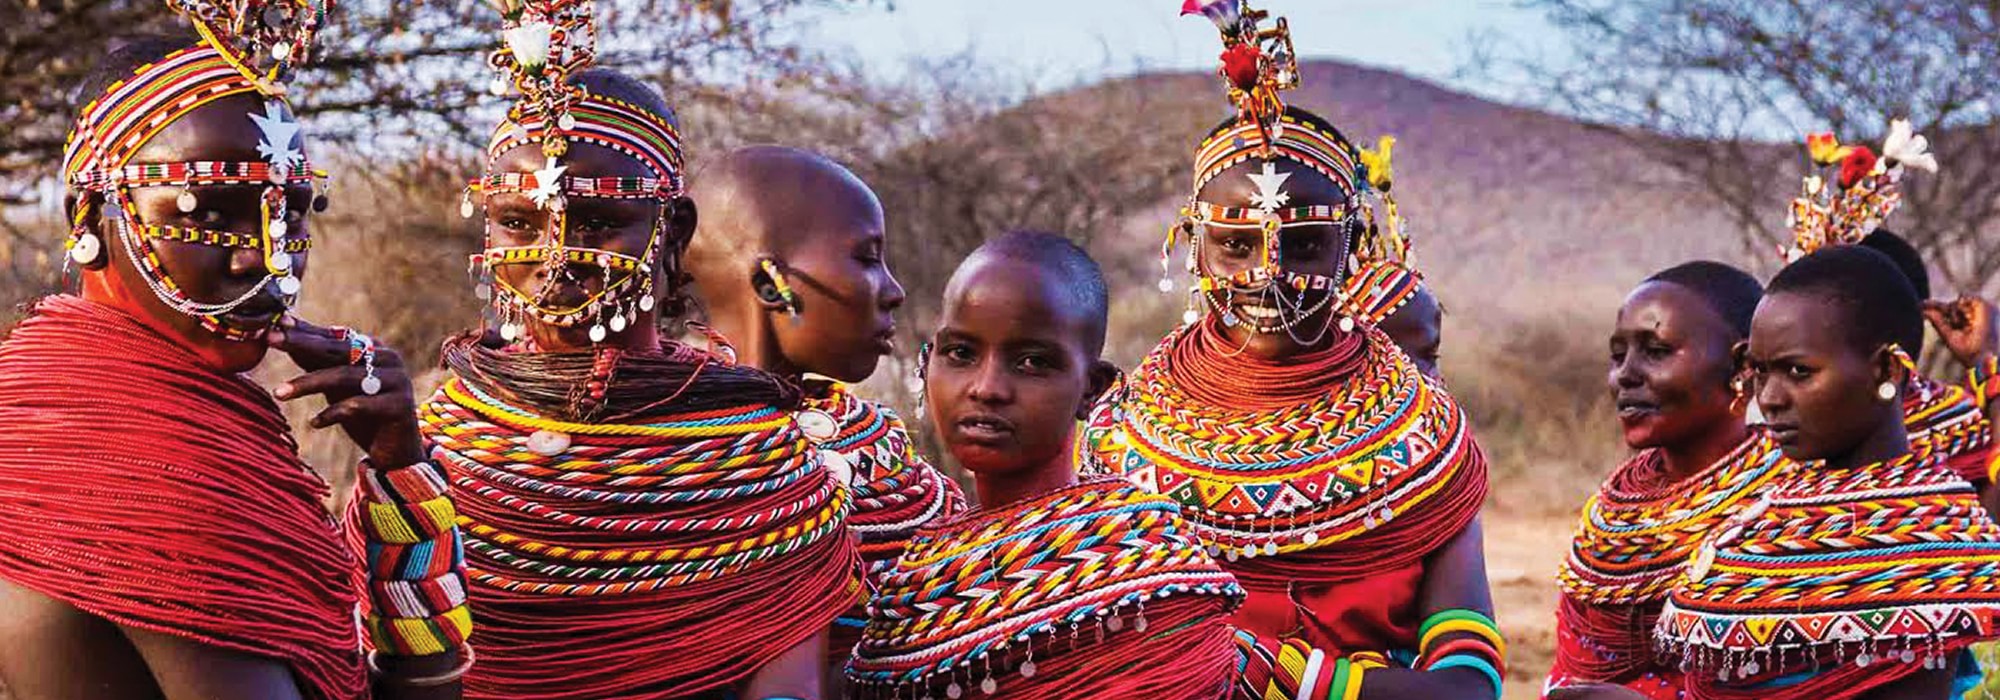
<box><xmin>62</xmin><ymin>46</ymin><xmax>325</xmax><ymax>341</ymax></box>
<box><xmin>470</xmin><ymin>0</ymin><xmax>690</xmax><ymax>345</ymax></box>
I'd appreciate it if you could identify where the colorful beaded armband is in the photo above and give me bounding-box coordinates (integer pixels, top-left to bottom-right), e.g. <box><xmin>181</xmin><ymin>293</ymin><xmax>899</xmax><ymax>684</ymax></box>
<box><xmin>358</xmin><ymin>458</ymin><xmax>472</xmax><ymax>657</ymax></box>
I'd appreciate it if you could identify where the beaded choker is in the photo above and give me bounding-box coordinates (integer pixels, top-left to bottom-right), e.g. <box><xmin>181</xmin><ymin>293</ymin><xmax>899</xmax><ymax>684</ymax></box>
<box><xmin>1655</xmin><ymin>452</ymin><xmax>2000</xmax><ymax>688</ymax></box>
<box><xmin>846</xmin><ymin>478</ymin><xmax>1243</xmax><ymax>697</ymax></box>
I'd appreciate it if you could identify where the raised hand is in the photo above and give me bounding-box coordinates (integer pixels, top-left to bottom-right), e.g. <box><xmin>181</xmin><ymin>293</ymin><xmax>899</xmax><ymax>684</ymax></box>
<box><xmin>267</xmin><ymin>316</ymin><xmax>426</xmax><ymax>468</ymax></box>
<box><xmin>1921</xmin><ymin>295</ymin><xmax>1999</xmax><ymax>366</ymax></box>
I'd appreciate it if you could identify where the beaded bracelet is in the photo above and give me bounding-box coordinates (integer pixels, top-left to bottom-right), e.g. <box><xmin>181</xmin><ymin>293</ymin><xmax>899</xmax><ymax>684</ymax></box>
<box><xmin>358</xmin><ymin>458</ymin><xmax>472</xmax><ymax>657</ymax></box>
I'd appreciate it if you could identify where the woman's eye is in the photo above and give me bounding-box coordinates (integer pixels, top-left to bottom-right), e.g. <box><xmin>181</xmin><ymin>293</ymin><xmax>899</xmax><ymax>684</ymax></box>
<box><xmin>1219</xmin><ymin>238</ymin><xmax>1253</xmax><ymax>255</ymax></box>
<box><xmin>499</xmin><ymin>217</ymin><xmax>534</xmax><ymax>232</ymax></box>
<box><xmin>1643</xmin><ymin>342</ymin><xmax>1673</xmax><ymax>357</ymax></box>
<box><xmin>1018</xmin><ymin>354</ymin><xmax>1056</xmax><ymax>373</ymax></box>
<box><xmin>942</xmin><ymin>345</ymin><xmax>974</xmax><ymax>364</ymax></box>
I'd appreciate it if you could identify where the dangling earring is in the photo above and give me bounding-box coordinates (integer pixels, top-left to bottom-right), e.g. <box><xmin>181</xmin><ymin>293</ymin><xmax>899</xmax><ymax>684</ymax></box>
<box><xmin>1881</xmin><ymin>346</ymin><xmax>1918</xmax><ymax>402</ymax></box>
<box><xmin>911</xmin><ymin>340</ymin><xmax>932</xmax><ymax>416</ymax></box>
<box><xmin>1877</xmin><ymin>381</ymin><xmax>1899</xmax><ymax>402</ymax></box>
<box><xmin>65</xmin><ymin>199</ymin><xmax>107</xmax><ymax>271</ymax></box>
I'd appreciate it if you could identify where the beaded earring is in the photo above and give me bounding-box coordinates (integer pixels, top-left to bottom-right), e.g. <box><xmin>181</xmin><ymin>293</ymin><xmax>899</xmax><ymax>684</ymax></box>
<box><xmin>1880</xmin><ymin>345</ymin><xmax>1919</xmax><ymax>402</ymax></box>
<box><xmin>757</xmin><ymin>257</ymin><xmax>799</xmax><ymax>319</ymax></box>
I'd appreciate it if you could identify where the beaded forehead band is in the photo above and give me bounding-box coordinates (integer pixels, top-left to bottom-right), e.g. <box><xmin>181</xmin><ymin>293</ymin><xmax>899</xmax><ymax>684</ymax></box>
<box><xmin>467</xmin><ymin>0</ymin><xmax>690</xmax><ymax>345</ymax></box>
<box><xmin>1782</xmin><ymin>118</ymin><xmax>1939</xmax><ymax>261</ymax></box>
<box><xmin>62</xmin><ymin>43</ymin><xmax>324</xmax><ymax>341</ymax></box>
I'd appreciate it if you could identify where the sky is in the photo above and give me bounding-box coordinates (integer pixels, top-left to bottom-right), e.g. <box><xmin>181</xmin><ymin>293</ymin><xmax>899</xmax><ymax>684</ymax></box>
<box><xmin>796</xmin><ymin>0</ymin><xmax>1557</xmax><ymax>99</ymax></box>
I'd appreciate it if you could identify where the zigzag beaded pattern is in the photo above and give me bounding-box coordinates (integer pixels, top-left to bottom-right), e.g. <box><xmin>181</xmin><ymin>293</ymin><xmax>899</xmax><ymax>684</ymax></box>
<box><xmin>1340</xmin><ymin>259</ymin><xmax>1424</xmax><ymax>326</ymax></box>
<box><xmin>1904</xmin><ymin>375</ymin><xmax>1993</xmax><ymax>482</ymax></box>
<box><xmin>1656</xmin><ymin>453</ymin><xmax>2000</xmax><ymax>670</ymax></box>
<box><xmin>1087</xmin><ymin>326</ymin><xmax>1475</xmax><ymax>553</ymax></box>
<box><xmin>847</xmin><ymin>479</ymin><xmax>1242</xmax><ymax>687</ymax></box>
<box><xmin>1559</xmin><ymin>434</ymin><xmax>1789</xmax><ymax>606</ymax></box>
<box><xmin>808</xmin><ymin>385</ymin><xmax>963</xmax><ymax>567</ymax></box>
<box><xmin>421</xmin><ymin>377</ymin><xmax>846</xmax><ymax>597</ymax></box>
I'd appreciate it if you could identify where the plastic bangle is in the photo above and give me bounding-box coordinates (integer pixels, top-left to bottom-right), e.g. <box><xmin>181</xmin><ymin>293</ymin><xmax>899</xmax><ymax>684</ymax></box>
<box><xmin>1418</xmin><ymin>608</ymin><xmax>1499</xmax><ymax>642</ymax></box>
<box><xmin>1419</xmin><ymin>619</ymin><xmax>1507</xmax><ymax>657</ymax></box>
<box><xmin>1428</xmin><ymin>654</ymin><xmax>1502</xmax><ymax>698</ymax></box>
<box><xmin>1421</xmin><ymin>638</ymin><xmax>1502</xmax><ymax>670</ymax></box>
<box><xmin>1344</xmin><ymin>660</ymin><xmax>1376</xmax><ymax>700</ymax></box>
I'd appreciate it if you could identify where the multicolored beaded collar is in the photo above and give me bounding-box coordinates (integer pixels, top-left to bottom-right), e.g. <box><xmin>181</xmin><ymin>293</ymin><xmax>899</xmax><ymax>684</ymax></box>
<box><xmin>1086</xmin><ymin>325</ymin><xmax>1483</xmax><ymax>564</ymax></box>
<box><xmin>846</xmin><ymin>478</ymin><xmax>1242</xmax><ymax>696</ymax></box>
<box><xmin>1560</xmin><ymin>434</ymin><xmax>1790</xmax><ymax>607</ymax></box>
<box><xmin>1655</xmin><ymin>452</ymin><xmax>2000</xmax><ymax>685</ymax></box>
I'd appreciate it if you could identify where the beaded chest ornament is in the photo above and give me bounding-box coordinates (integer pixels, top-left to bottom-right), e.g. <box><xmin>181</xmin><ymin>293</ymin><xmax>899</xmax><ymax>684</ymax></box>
<box><xmin>464</xmin><ymin>0</ymin><xmax>688</xmax><ymax>346</ymax></box>
<box><xmin>62</xmin><ymin>1</ymin><xmax>331</xmax><ymax>342</ymax></box>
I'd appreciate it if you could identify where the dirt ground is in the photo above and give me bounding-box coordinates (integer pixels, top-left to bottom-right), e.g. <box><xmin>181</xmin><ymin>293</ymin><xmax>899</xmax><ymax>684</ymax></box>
<box><xmin>1486</xmin><ymin>509</ymin><xmax>1574</xmax><ymax>700</ymax></box>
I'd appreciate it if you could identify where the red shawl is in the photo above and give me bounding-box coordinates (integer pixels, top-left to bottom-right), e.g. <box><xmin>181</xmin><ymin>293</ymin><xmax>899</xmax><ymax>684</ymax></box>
<box><xmin>0</xmin><ymin>295</ymin><xmax>365</xmax><ymax>699</ymax></box>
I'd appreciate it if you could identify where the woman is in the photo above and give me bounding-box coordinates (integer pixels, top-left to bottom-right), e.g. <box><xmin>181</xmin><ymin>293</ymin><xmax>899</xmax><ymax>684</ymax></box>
<box><xmin>1547</xmin><ymin>261</ymin><xmax>1785</xmax><ymax>699</ymax></box>
<box><xmin>422</xmin><ymin>5</ymin><xmax>854</xmax><ymax>697</ymax></box>
<box><xmin>1084</xmin><ymin>3</ymin><xmax>1501</xmax><ymax>698</ymax></box>
<box><xmin>1653</xmin><ymin>246</ymin><xmax>2000</xmax><ymax>699</ymax></box>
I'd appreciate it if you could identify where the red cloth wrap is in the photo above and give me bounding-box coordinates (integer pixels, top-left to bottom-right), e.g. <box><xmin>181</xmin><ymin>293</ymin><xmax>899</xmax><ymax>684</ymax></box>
<box><xmin>0</xmin><ymin>296</ymin><xmax>365</xmax><ymax>699</ymax></box>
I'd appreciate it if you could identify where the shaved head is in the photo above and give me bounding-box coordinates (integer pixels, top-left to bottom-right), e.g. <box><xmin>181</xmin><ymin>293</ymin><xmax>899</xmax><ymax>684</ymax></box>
<box><xmin>685</xmin><ymin>145</ymin><xmax>901</xmax><ymax>381</ymax></box>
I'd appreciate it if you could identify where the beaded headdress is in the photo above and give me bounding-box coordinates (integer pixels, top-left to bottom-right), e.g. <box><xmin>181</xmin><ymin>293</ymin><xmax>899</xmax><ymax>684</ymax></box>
<box><xmin>61</xmin><ymin>0</ymin><xmax>332</xmax><ymax>341</ymax></box>
<box><xmin>1340</xmin><ymin>135</ymin><xmax>1429</xmax><ymax>325</ymax></box>
<box><xmin>1781</xmin><ymin>118</ymin><xmax>1938</xmax><ymax>261</ymax></box>
<box><xmin>465</xmin><ymin>0</ymin><xmax>688</xmax><ymax>345</ymax></box>
<box><xmin>1165</xmin><ymin>0</ymin><xmax>1386</xmax><ymax>339</ymax></box>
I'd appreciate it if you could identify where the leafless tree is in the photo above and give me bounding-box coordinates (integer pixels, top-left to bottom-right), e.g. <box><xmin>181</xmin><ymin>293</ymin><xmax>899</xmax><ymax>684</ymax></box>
<box><xmin>1495</xmin><ymin>0</ymin><xmax>2000</xmax><ymax>294</ymax></box>
<box><xmin>0</xmin><ymin>0</ymin><xmax>874</xmax><ymax>203</ymax></box>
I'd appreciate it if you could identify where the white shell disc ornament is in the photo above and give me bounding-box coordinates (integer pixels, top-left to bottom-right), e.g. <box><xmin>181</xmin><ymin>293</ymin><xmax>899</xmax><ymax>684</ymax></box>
<box><xmin>526</xmin><ymin>429</ymin><xmax>571</xmax><ymax>456</ymax></box>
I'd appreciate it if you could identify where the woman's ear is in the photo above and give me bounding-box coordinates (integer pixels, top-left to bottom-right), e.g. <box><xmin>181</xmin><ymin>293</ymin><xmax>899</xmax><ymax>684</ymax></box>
<box><xmin>1077</xmin><ymin>360</ymin><xmax>1121</xmax><ymax>421</ymax></box>
<box><xmin>664</xmin><ymin>195</ymin><xmax>698</xmax><ymax>255</ymax></box>
<box><xmin>1873</xmin><ymin>344</ymin><xmax>1908</xmax><ymax>402</ymax></box>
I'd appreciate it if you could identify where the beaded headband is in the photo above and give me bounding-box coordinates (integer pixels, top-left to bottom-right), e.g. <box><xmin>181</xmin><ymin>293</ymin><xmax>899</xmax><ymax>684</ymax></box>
<box><xmin>62</xmin><ymin>44</ymin><xmax>323</xmax><ymax>341</ymax></box>
<box><xmin>1782</xmin><ymin>118</ymin><xmax>1938</xmax><ymax>261</ymax></box>
<box><xmin>471</xmin><ymin>0</ymin><xmax>683</xmax><ymax>344</ymax></box>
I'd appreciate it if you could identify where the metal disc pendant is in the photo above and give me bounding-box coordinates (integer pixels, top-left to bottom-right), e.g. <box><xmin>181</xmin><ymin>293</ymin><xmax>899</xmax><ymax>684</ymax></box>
<box><xmin>980</xmin><ymin>677</ymin><xmax>997</xmax><ymax>694</ymax></box>
<box><xmin>1339</xmin><ymin>315</ymin><xmax>1356</xmax><ymax>332</ymax></box>
<box><xmin>277</xmin><ymin>275</ymin><xmax>302</xmax><ymax>296</ymax></box>
<box><xmin>1240</xmin><ymin>543</ymin><xmax>1258</xmax><ymax>559</ymax></box>
<box><xmin>946</xmin><ymin>682</ymin><xmax>963</xmax><ymax>699</ymax></box>
<box><xmin>1182</xmin><ymin>308</ymin><xmax>1200</xmax><ymax>325</ymax></box>
<box><xmin>475</xmin><ymin>284</ymin><xmax>492</xmax><ymax>300</ymax></box>
<box><xmin>177</xmin><ymin>190</ymin><xmax>198</xmax><ymax>212</ymax></box>
<box><xmin>68</xmin><ymin>232</ymin><xmax>102</xmax><ymax>264</ymax></box>
<box><xmin>609</xmin><ymin>312</ymin><xmax>628</xmax><ymax>333</ymax></box>
<box><xmin>527</xmin><ymin>429</ymin><xmax>571</xmax><ymax>456</ymax></box>
<box><xmin>588</xmin><ymin>324</ymin><xmax>608</xmax><ymax>343</ymax></box>
<box><xmin>500</xmin><ymin>322</ymin><xmax>519</xmax><ymax>341</ymax></box>
<box><xmin>797</xmin><ymin>409</ymin><xmax>839</xmax><ymax>442</ymax></box>
<box><xmin>557</xmin><ymin>113</ymin><xmax>578</xmax><ymax>131</ymax></box>
<box><xmin>360</xmin><ymin>374</ymin><xmax>383</xmax><ymax>396</ymax></box>
<box><xmin>460</xmin><ymin>197</ymin><xmax>476</xmax><ymax>219</ymax></box>
<box><xmin>1106</xmin><ymin>615</ymin><xmax>1123</xmax><ymax>632</ymax></box>
<box><xmin>1157</xmin><ymin>278</ymin><xmax>1174</xmax><ymax>293</ymax></box>
<box><xmin>1263</xmin><ymin>541</ymin><xmax>1278</xmax><ymax>556</ymax></box>
<box><xmin>269</xmin><ymin>253</ymin><xmax>292</xmax><ymax>272</ymax></box>
<box><xmin>1303</xmin><ymin>531</ymin><xmax>1320</xmax><ymax>545</ymax></box>
<box><xmin>272</xmin><ymin>42</ymin><xmax>293</xmax><ymax>61</ymax></box>
<box><xmin>638</xmin><ymin>294</ymin><xmax>656</xmax><ymax>312</ymax></box>
<box><xmin>490</xmin><ymin>77</ymin><xmax>511</xmax><ymax>96</ymax></box>
<box><xmin>269</xmin><ymin>219</ymin><xmax>288</xmax><ymax>239</ymax></box>
<box><xmin>1019</xmin><ymin>660</ymin><xmax>1036</xmax><ymax>679</ymax></box>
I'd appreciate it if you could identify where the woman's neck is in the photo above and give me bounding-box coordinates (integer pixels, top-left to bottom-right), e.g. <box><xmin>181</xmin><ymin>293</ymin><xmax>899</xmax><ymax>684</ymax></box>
<box><xmin>1825</xmin><ymin>412</ymin><xmax>1912</xmax><ymax>471</ymax></box>
<box><xmin>975</xmin><ymin>442</ymin><xmax>1081</xmax><ymax>512</ymax></box>
<box><xmin>1658</xmin><ymin>418</ymin><xmax>1751</xmax><ymax>483</ymax></box>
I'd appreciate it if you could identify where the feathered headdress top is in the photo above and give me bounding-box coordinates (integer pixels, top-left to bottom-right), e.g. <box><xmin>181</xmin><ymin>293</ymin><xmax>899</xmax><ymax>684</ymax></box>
<box><xmin>1784</xmin><ymin>118</ymin><xmax>1939</xmax><ymax>260</ymax></box>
